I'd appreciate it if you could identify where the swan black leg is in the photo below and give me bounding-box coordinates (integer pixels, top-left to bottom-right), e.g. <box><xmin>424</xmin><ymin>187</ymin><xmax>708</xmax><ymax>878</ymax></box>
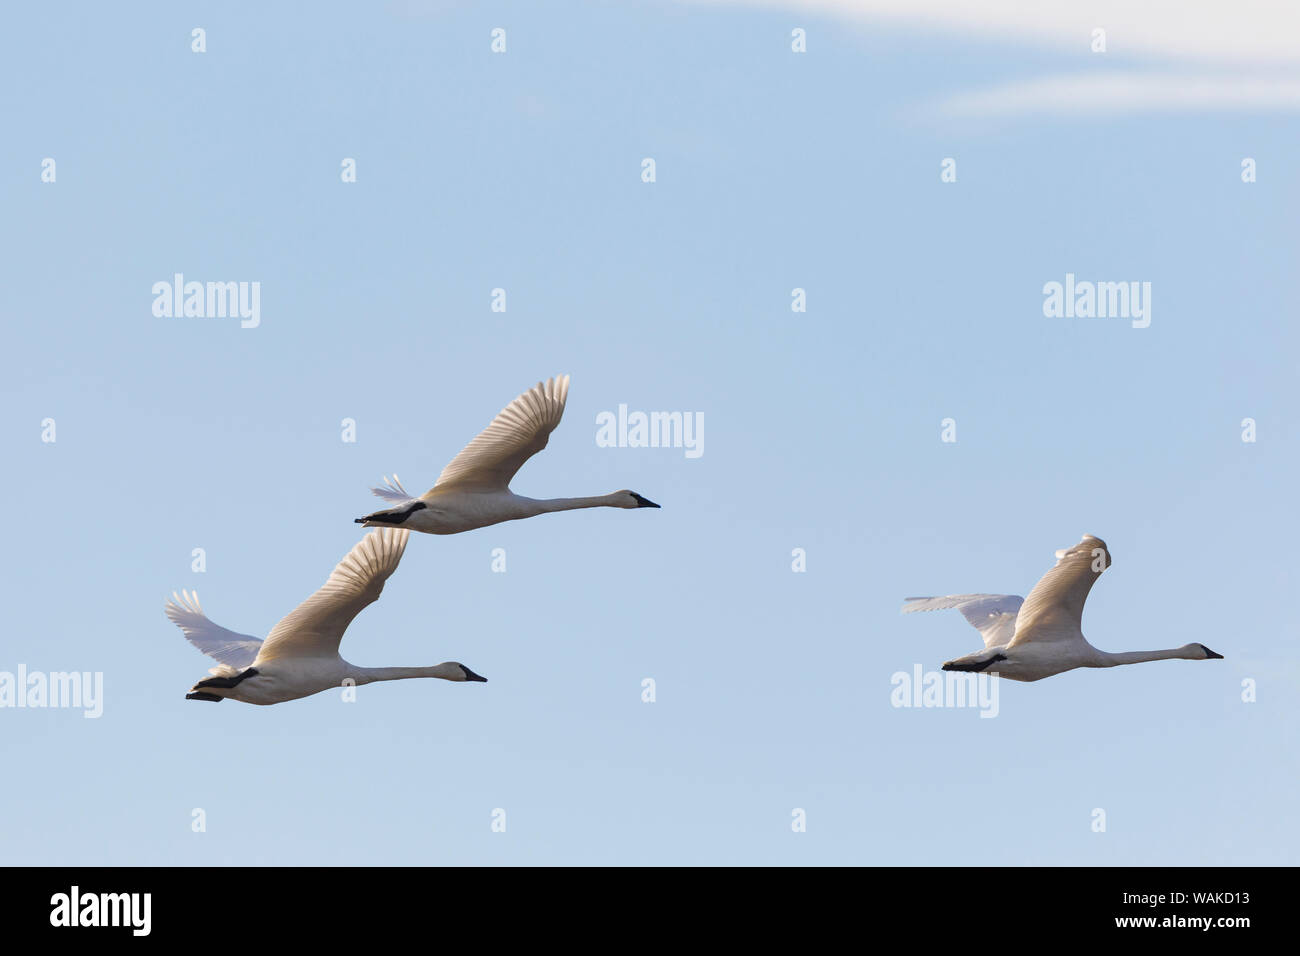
<box><xmin>942</xmin><ymin>653</ymin><xmax>1007</xmax><ymax>673</ymax></box>
<box><xmin>192</xmin><ymin>667</ymin><xmax>259</xmax><ymax>691</ymax></box>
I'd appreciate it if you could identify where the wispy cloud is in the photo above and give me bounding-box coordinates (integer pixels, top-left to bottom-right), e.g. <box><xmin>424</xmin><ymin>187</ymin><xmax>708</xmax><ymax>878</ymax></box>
<box><xmin>699</xmin><ymin>0</ymin><xmax>1300</xmax><ymax>65</ymax></box>
<box><xmin>934</xmin><ymin>71</ymin><xmax>1300</xmax><ymax>118</ymax></box>
<box><xmin>694</xmin><ymin>0</ymin><xmax>1300</xmax><ymax>116</ymax></box>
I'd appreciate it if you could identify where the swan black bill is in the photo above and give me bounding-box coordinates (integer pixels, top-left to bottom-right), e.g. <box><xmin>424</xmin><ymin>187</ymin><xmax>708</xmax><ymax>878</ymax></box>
<box><xmin>1200</xmin><ymin>645</ymin><xmax>1224</xmax><ymax>659</ymax></box>
<box><xmin>630</xmin><ymin>492</ymin><xmax>660</xmax><ymax>509</ymax></box>
<box><xmin>185</xmin><ymin>691</ymin><xmax>223</xmax><ymax>702</ymax></box>
<box><xmin>460</xmin><ymin>665</ymin><xmax>488</xmax><ymax>682</ymax></box>
<box><xmin>356</xmin><ymin>501</ymin><xmax>427</xmax><ymax>525</ymax></box>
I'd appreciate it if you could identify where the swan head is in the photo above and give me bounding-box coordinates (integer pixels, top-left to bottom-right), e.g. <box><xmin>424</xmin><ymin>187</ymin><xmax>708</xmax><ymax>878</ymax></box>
<box><xmin>1188</xmin><ymin>643</ymin><xmax>1224</xmax><ymax>660</ymax></box>
<box><xmin>448</xmin><ymin>662</ymin><xmax>488</xmax><ymax>682</ymax></box>
<box><xmin>618</xmin><ymin>490</ymin><xmax>661</xmax><ymax>509</ymax></box>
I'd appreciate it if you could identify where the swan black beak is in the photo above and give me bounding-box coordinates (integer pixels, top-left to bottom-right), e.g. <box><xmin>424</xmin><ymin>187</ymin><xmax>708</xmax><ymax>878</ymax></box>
<box><xmin>1201</xmin><ymin>646</ymin><xmax>1224</xmax><ymax>659</ymax></box>
<box><xmin>630</xmin><ymin>492</ymin><xmax>660</xmax><ymax>509</ymax></box>
<box><xmin>461</xmin><ymin>666</ymin><xmax>488</xmax><ymax>682</ymax></box>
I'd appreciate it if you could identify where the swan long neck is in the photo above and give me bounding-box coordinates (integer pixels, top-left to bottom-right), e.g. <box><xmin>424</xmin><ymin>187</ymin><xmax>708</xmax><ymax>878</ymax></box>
<box><xmin>1095</xmin><ymin>647</ymin><xmax>1198</xmax><ymax>668</ymax></box>
<box><xmin>519</xmin><ymin>494</ymin><xmax>624</xmax><ymax>515</ymax></box>
<box><xmin>348</xmin><ymin>664</ymin><xmax>459</xmax><ymax>684</ymax></box>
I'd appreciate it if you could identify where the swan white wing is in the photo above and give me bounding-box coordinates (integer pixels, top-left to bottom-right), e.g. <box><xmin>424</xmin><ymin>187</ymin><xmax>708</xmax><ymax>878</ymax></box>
<box><xmin>370</xmin><ymin>474</ymin><xmax>415</xmax><ymax>504</ymax></box>
<box><xmin>164</xmin><ymin>590</ymin><xmax>263</xmax><ymax>669</ymax></box>
<box><xmin>254</xmin><ymin>528</ymin><xmax>409</xmax><ymax>664</ymax></box>
<box><xmin>427</xmin><ymin>375</ymin><xmax>570</xmax><ymax>493</ymax></box>
<box><xmin>1008</xmin><ymin>535</ymin><xmax>1110</xmax><ymax>647</ymax></box>
<box><xmin>901</xmin><ymin>594</ymin><xmax>1023</xmax><ymax>648</ymax></box>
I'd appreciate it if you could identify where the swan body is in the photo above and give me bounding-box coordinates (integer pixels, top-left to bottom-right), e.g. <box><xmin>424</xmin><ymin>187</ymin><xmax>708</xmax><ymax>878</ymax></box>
<box><xmin>165</xmin><ymin>528</ymin><xmax>486</xmax><ymax>705</ymax></box>
<box><xmin>902</xmin><ymin>535</ymin><xmax>1223</xmax><ymax>682</ymax></box>
<box><xmin>355</xmin><ymin>375</ymin><xmax>660</xmax><ymax>534</ymax></box>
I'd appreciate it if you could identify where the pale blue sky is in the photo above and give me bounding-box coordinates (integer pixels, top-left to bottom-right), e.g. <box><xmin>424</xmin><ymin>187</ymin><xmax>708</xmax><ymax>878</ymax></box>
<box><xmin>2</xmin><ymin>1</ymin><xmax>1297</xmax><ymax>865</ymax></box>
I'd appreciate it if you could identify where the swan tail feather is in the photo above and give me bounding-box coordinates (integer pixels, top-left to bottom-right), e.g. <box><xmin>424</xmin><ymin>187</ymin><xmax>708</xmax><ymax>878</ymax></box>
<box><xmin>370</xmin><ymin>474</ymin><xmax>415</xmax><ymax>504</ymax></box>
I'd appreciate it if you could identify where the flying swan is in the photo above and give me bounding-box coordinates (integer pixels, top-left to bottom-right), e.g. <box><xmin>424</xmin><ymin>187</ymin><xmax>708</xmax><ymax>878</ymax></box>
<box><xmin>355</xmin><ymin>375</ymin><xmax>660</xmax><ymax>534</ymax></box>
<box><xmin>901</xmin><ymin>534</ymin><xmax>1223</xmax><ymax>682</ymax></box>
<box><xmin>165</xmin><ymin>528</ymin><xmax>487</xmax><ymax>704</ymax></box>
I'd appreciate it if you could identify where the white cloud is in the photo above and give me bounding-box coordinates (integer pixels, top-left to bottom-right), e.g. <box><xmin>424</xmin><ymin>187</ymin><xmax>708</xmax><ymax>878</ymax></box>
<box><xmin>699</xmin><ymin>0</ymin><xmax>1300</xmax><ymax>65</ymax></box>
<box><xmin>934</xmin><ymin>71</ymin><xmax>1300</xmax><ymax>118</ymax></box>
<box><xmin>694</xmin><ymin>0</ymin><xmax>1300</xmax><ymax>116</ymax></box>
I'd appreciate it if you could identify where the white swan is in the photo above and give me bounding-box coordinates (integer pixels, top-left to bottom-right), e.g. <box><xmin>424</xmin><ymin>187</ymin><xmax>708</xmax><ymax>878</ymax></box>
<box><xmin>165</xmin><ymin>528</ymin><xmax>486</xmax><ymax>705</ymax></box>
<box><xmin>902</xmin><ymin>534</ymin><xmax>1223</xmax><ymax>682</ymax></box>
<box><xmin>355</xmin><ymin>375</ymin><xmax>660</xmax><ymax>534</ymax></box>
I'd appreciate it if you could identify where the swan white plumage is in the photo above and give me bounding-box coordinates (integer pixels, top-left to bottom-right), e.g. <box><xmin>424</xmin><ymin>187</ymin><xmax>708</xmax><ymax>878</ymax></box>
<box><xmin>354</xmin><ymin>375</ymin><xmax>660</xmax><ymax>534</ymax></box>
<box><xmin>165</xmin><ymin>528</ymin><xmax>486</xmax><ymax>705</ymax></box>
<box><xmin>902</xmin><ymin>534</ymin><xmax>1223</xmax><ymax>682</ymax></box>
<box><xmin>901</xmin><ymin>593</ymin><xmax>1024</xmax><ymax>648</ymax></box>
